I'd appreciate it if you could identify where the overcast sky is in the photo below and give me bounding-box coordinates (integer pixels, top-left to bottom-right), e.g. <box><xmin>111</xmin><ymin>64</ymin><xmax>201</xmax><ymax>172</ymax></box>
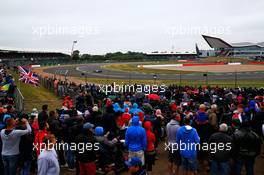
<box><xmin>0</xmin><ymin>0</ymin><xmax>263</xmax><ymax>54</ymax></box>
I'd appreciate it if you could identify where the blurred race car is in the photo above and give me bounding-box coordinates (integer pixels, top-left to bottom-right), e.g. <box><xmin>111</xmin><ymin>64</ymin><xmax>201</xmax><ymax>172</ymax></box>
<box><xmin>94</xmin><ymin>69</ymin><xmax>103</xmax><ymax>73</ymax></box>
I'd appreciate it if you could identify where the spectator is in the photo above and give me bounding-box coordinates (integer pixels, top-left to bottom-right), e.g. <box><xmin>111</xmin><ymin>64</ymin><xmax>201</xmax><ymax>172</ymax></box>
<box><xmin>75</xmin><ymin>122</ymin><xmax>97</xmax><ymax>175</ymax></box>
<box><xmin>233</xmin><ymin>122</ymin><xmax>262</xmax><ymax>175</ymax></box>
<box><xmin>76</xmin><ymin>92</ymin><xmax>86</xmax><ymax>113</ymax></box>
<box><xmin>118</xmin><ymin>107</ymin><xmax>131</xmax><ymax>128</ymax></box>
<box><xmin>166</xmin><ymin>112</ymin><xmax>181</xmax><ymax>175</ymax></box>
<box><xmin>143</xmin><ymin>121</ymin><xmax>156</xmax><ymax>174</ymax></box>
<box><xmin>47</xmin><ymin>110</ymin><xmax>66</xmax><ymax>167</ymax></box>
<box><xmin>232</xmin><ymin>104</ymin><xmax>247</xmax><ymax>129</ymax></box>
<box><xmin>1</xmin><ymin>117</ymin><xmax>32</xmax><ymax>175</ymax></box>
<box><xmin>125</xmin><ymin>116</ymin><xmax>147</xmax><ymax>165</ymax></box>
<box><xmin>208</xmin><ymin>123</ymin><xmax>233</xmax><ymax>175</ymax></box>
<box><xmin>37</xmin><ymin>134</ymin><xmax>59</xmax><ymax>175</ymax></box>
<box><xmin>17</xmin><ymin>114</ymin><xmax>34</xmax><ymax>175</ymax></box>
<box><xmin>63</xmin><ymin>95</ymin><xmax>73</xmax><ymax>109</ymax></box>
<box><xmin>208</xmin><ymin>104</ymin><xmax>218</xmax><ymax>132</ymax></box>
<box><xmin>251</xmin><ymin>104</ymin><xmax>264</xmax><ymax>138</ymax></box>
<box><xmin>125</xmin><ymin>157</ymin><xmax>147</xmax><ymax>175</ymax></box>
<box><xmin>38</xmin><ymin>104</ymin><xmax>49</xmax><ymax>130</ymax></box>
<box><xmin>153</xmin><ymin>109</ymin><xmax>163</xmax><ymax>149</ymax></box>
<box><xmin>195</xmin><ymin>104</ymin><xmax>210</xmax><ymax>170</ymax></box>
<box><xmin>63</xmin><ymin>110</ymin><xmax>83</xmax><ymax>171</ymax></box>
<box><xmin>176</xmin><ymin>116</ymin><xmax>200</xmax><ymax>175</ymax></box>
<box><xmin>34</xmin><ymin>122</ymin><xmax>48</xmax><ymax>157</ymax></box>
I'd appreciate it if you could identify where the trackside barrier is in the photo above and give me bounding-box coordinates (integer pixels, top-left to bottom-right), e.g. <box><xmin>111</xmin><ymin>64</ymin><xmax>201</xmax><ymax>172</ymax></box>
<box><xmin>14</xmin><ymin>87</ymin><xmax>24</xmax><ymax>112</ymax></box>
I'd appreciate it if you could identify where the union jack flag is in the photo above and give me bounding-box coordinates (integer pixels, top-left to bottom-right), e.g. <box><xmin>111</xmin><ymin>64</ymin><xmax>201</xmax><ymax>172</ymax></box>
<box><xmin>18</xmin><ymin>66</ymin><xmax>39</xmax><ymax>86</ymax></box>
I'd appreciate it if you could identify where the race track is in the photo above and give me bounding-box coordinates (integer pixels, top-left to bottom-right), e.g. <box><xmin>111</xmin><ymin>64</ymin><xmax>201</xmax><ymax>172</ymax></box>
<box><xmin>43</xmin><ymin>63</ymin><xmax>264</xmax><ymax>81</ymax></box>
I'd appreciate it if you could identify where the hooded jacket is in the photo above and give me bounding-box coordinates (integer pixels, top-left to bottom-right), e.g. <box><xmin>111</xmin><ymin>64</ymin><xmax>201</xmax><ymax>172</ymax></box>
<box><xmin>144</xmin><ymin>121</ymin><xmax>155</xmax><ymax>152</ymax></box>
<box><xmin>176</xmin><ymin>125</ymin><xmax>200</xmax><ymax>159</ymax></box>
<box><xmin>166</xmin><ymin>119</ymin><xmax>181</xmax><ymax>145</ymax></box>
<box><xmin>113</xmin><ymin>103</ymin><xmax>122</xmax><ymax>113</ymax></box>
<box><xmin>125</xmin><ymin>116</ymin><xmax>147</xmax><ymax>152</ymax></box>
<box><xmin>130</xmin><ymin>103</ymin><xmax>142</xmax><ymax>115</ymax></box>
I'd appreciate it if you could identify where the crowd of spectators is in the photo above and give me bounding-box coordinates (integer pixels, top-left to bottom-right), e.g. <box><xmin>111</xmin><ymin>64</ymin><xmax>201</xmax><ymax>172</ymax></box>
<box><xmin>0</xmin><ymin>65</ymin><xmax>264</xmax><ymax>175</ymax></box>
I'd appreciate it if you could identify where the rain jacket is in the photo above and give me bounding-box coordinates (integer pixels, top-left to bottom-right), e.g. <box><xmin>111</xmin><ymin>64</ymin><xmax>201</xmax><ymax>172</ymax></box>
<box><xmin>130</xmin><ymin>103</ymin><xmax>142</xmax><ymax>115</ymax></box>
<box><xmin>113</xmin><ymin>103</ymin><xmax>122</xmax><ymax>113</ymax></box>
<box><xmin>176</xmin><ymin>125</ymin><xmax>200</xmax><ymax>159</ymax></box>
<box><xmin>144</xmin><ymin>121</ymin><xmax>155</xmax><ymax>151</ymax></box>
<box><xmin>125</xmin><ymin>116</ymin><xmax>147</xmax><ymax>152</ymax></box>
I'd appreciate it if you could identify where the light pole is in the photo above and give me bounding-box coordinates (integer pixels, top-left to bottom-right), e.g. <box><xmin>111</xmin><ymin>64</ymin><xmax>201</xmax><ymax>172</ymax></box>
<box><xmin>71</xmin><ymin>40</ymin><xmax>77</xmax><ymax>56</ymax></box>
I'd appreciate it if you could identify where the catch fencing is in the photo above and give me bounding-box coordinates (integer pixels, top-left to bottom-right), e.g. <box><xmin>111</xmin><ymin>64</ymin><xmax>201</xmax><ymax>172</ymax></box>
<box><xmin>14</xmin><ymin>87</ymin><xmax>24</xmax><ymax>112</ymax></box>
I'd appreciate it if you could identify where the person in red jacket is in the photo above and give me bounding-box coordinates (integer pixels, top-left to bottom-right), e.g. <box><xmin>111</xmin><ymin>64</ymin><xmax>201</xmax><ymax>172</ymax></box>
<box><xmin>138</xmin><ymin>111</ymin><xmax>145</xmax><ymax>123</ymax></box>
<box><xmin>34</xmin><ymin>123</ymin><xmax>49</xmax><ymax>157</ymax></box>
<box><xmin>63</xmin><ymin>95</ymin><xmax>73</xmax><ymax>109</ymax></box>
<box><xmin>144</xmin><ymin>121</ymin><xmax>156</xmax><ymax>175</ymax></box>
<box><xmin>123</xmin><ymin>108</ymin><xmax>132</xmax><ymax>125</ymax></box>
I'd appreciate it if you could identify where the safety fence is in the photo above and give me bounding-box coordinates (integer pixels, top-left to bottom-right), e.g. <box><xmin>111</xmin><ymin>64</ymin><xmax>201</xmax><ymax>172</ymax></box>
<box><xmin>38</xmin><ymin>75</ymin><xmax>80</xmax><ymax>102</ymax></box>
<box><xmin>14</xmin><ymin>87</ymin><xmax>24</xmax><ymax>112</ymax></box>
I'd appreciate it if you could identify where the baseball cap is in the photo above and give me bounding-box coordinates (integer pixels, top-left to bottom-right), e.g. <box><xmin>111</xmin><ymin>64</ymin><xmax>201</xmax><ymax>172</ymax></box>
<box><xmin>3</xmin><ymin>114</ymin><xmax>11</xmax><ymax>123</ymax></box>
<box><xmin>95</xmin><ymin>126</ymin><xmax>104</xmax><ymax>136</ymax></box>
<box><xmin>83</xmin><ymin>122</ymin><xmax>94</xmax><ymax>129</ymax></box>
<box><xmin>125</xmin><ymin>157</ymin><xmax>142</xmax><ymax>167</ymax></box>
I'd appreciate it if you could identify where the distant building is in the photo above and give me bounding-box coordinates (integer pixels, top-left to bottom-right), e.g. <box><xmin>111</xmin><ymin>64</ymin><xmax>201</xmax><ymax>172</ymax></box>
<box><xmin>197</xmin><ymin>50</ymin><xmax>216</xmax><ymax>57</ymax></box>
<box><xmin>0</xmin><ymin>49</ymin><xmax>70</xmax><ymax>66</ymax></box>
<box><xmin>202</xmin><ymin>35</ymin><xmax>264</xmax><ymax>59</ymax></box>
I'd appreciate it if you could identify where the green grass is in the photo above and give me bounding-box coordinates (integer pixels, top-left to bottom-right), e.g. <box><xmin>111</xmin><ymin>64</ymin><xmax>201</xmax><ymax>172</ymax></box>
<box><xmin>11</xmin><ymin>71</ymin><xmax>62</xmax><ymax>113</ymax></box>
<box><xmin>103</xmin><ymin>57</ymin><xmax>255</xmax><ymax>75</ymax></box>
<box><xmin>104</xmin><ymin>63</ymin><xmax>195</xmax><ymax>75</ymax></box>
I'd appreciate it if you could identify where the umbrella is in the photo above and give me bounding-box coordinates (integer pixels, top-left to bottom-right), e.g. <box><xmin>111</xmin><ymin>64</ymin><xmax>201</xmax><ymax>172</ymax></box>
<box><xmin>148</xmin><ymin>94</ymin><xmax>160</xmax><ymax>101</ymax></box>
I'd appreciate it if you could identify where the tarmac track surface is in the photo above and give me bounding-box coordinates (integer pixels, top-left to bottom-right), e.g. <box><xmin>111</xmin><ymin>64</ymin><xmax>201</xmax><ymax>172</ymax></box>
<box><xmin>44</xmin><ymin>63</ymin><xmax>264</xmax><ymax>81</ymax></box>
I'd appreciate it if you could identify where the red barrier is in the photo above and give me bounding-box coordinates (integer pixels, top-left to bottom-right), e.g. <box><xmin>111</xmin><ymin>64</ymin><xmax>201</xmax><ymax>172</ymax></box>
<box><xmin>248</xmin><ymin>62</ymin><xmax>264</xmax><ymax>65</ymax></box>
<box><xmin>183</xmin><ymin>62</ymin><xmax>225</xmax><ymax>66</ymax></box>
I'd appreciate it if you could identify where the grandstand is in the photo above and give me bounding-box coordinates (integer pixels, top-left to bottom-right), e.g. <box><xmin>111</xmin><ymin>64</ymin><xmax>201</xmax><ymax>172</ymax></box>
<box><xmin>202</xmin><ymin>35</ymin><xmax>264</xmax><ymax>59</ymax></box>
<box><xmin>0</xmin><ymin>49</ymin><xmax>70</xmax><ymax>66</ymax></box>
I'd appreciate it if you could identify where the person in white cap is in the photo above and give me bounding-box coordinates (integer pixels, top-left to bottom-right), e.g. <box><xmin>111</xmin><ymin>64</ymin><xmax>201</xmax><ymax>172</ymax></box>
<box><xmin>208</xmin><ymin>123</ymin><xmax>233</xmax><ymax>175</ymax></box>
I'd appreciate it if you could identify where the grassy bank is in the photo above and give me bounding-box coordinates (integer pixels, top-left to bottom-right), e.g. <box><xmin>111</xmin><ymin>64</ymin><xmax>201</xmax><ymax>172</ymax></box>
<box><xmin>11</xmin><ymin>71</ymin><xmax>62</xmax><ymax>113</ymax></box>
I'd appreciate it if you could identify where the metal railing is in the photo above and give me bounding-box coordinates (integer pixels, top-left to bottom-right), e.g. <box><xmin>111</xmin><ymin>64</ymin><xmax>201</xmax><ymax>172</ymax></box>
<box><xmin>14</xmin><ymin>87</ymin><xmax>24</xmax><ymax>112</ymax></box>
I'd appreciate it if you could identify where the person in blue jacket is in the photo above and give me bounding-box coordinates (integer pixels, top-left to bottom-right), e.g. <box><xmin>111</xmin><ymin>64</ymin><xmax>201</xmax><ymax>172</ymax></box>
<box><xmin>125</xmin><ymin>116</ymin><xmax>147</xmax><ymax>165</ymax></box>
<box><xmin>176</xmin><ymin>116</ymin><xmax>200</xmax><ymax>175</ymax></box>
<box><xmin>130</xmin><ymin>103</ymin><xmax>142</xmax><ymax>115</ymax></box>
<box><xmin>113</xmin><ymin>102</ymin><xmax>122</xmax><ymax>113</ymax></box>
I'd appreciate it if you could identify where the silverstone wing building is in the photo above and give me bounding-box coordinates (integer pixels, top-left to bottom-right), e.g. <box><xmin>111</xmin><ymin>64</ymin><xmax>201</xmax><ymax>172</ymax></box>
<box><xmin>202</xmin><ymin>35</ymin><xmax>264</xmax><ymax>59</ymax></box>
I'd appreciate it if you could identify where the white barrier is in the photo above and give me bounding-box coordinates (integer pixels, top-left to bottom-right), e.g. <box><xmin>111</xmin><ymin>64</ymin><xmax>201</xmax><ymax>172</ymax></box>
<box><xmin>31</xmin><ymin>64</ymin><xmax>41</xmax><ymax>68</ymax></box>
<box><xmin>138</xmin><ymin>64</ymin><xmax>183</xmax><ymax>68</ymax></box>
<box><xmin>228</xmin><ymin>62</ymin><xmax>241</xmax><ymax>65</ymax></box>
